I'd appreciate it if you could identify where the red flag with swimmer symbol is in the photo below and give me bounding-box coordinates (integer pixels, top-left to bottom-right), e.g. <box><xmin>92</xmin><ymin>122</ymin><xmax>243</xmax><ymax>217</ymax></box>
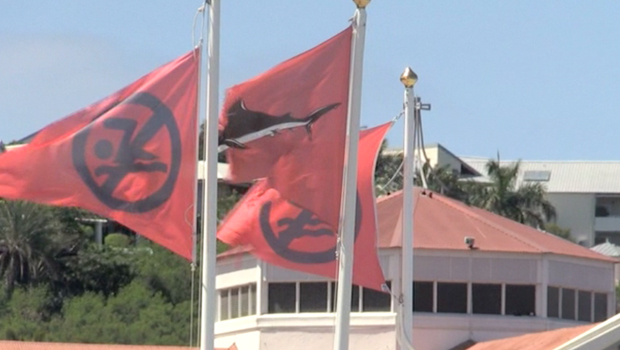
<box><xmin>0</xmin><ymin>50</ymin><xmax>199</xmax><ymax>259</ymax></box>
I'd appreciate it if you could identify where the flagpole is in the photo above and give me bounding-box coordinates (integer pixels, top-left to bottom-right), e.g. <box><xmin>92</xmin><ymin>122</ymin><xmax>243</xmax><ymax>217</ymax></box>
<box><xmin>333</xmin><ymin>2</ymin><xmax>369</xmax><ymax>350</ymax></box>
<box><xmin>199</xmin><ymin>0</ymin><xmax>220</xmax><ymax>349</ymax></box>
<box><xmin>399</xmin><ymin>67</ymin><xmax>418</xmax><ymax>349</ymax></box>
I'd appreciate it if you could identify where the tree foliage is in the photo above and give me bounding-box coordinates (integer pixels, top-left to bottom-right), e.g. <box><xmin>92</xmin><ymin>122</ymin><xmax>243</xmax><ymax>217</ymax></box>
<box><xmin>468</xmin><ymin>160</ymin><xmax>556</xmax><ymax>228</ymax></box>
<box><xmin>374</xmin><ymin>148</ymin><xmax>559</xmax><ymax>233</ymax></box>
<box><xmin>0</xmin><ymin>200</ymin><xmax>62</xmax><ymax>295</ymax></box>
<box><xmin>0</xmin><ymin>193</ymin><xmax>238</xmax><ymax>345</ymax></box>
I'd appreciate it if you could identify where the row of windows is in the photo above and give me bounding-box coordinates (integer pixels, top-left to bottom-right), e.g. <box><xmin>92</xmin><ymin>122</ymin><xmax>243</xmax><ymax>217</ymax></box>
<box><xmin>268</xmin><ymin>282</ymin><xmax>392</xmax><ymax>314</ymax></box>
<box><xmin>547</xmin><ymin>286</ymin><xmax>607</xmax><ymax>322</ymax></box>
<box><xmin>219</xmin><ymin>284</ymin><xmax>257</xmax><ymax>321</ymax></box>
<box><xmin>413</xmin><ymin>282</ymin><xmax>536</xmax><ymax>316</ymax></box>
<box><xmin>218</xmin><ymin>282</ymin><xmax>609</xmax><ymax>323</ymax></box>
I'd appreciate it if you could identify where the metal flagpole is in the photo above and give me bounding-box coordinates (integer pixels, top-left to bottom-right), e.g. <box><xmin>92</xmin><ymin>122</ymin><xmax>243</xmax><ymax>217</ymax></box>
<box><xmin>333</xmin><ymin>1</ymin><xmax>369</xmax><ymax>350</ymax></box>
<box><xmin>399</xmin><ymin>67</ymin><xmax>418</xmax><ymax>349</ymax></box>
<box><xmin>199</xmin><ymin>0</ymin><xmax>220</xmax><ymax>349</ymax></box>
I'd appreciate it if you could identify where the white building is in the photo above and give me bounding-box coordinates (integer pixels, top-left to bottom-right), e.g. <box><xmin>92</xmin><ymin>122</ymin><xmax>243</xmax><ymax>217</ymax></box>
<box><xmin>213</xmin><ymin>188</ymin><xmax>615</xmax><ymax>350</ymax></box>
<box><xmin>461</xmin><ymin>157</ymin><xmax>620</xmax><ymax>247</ymax></box>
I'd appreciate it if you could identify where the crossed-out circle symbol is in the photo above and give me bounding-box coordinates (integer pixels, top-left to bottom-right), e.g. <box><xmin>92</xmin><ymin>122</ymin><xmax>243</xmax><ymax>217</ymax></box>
<box><xmin>72</xmin><ymin>92</ymin><xmax>182</xmax><ymax>213</ymax></box>
<box><xmin>259</xmin><ymin>194</ymin><xmax>362</xmax><ymax>264</ymax></box>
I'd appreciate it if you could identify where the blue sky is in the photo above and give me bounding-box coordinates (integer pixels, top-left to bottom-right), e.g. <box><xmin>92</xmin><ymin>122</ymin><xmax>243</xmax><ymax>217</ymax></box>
<box><xmin>1</xmin><ymin>1</ymin><xmax>619</xmax><ymax>161</ymax></box>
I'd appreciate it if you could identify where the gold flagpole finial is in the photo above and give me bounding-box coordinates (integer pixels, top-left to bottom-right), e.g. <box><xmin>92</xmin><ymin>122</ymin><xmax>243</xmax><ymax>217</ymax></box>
<box><xmin>400</xmin><ymin>67</ymin><xmax>418</xmax><ymax>88</ymax></box>
<box><xmin>353</xmin><ymin>0</ymin><xmax>371</xmax><ymax>9</ymax></box>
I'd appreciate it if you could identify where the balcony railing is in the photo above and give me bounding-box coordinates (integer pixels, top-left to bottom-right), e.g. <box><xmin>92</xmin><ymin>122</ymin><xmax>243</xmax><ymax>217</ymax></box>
<box><xmin>594</xmin><ymin>216</ymin><xmax>620</xmax><ymax>232</ymax></box>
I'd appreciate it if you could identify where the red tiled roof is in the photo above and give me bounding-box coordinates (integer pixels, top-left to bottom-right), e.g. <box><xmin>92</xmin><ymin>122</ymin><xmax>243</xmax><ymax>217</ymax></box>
<box><xmin>217</xmin><ymin>188</ymin><xmax>614</xmax><ymax>262</ymax></box>
<box><xmin>376</xmin><ymin>188</ymin><xmax>615</xmax><ymax>262</ymax></box>
<box><xmin>466</xmin><ymin>324</ymin><xmax>596</xmax><ymax>350</ymax></box>
<box><xmin>0</xmin><ymin>341</ymin><xmax>236</xmax><ymax>350</ymax></box>
<box><xmin>217</xmin><ymin>245</ymin><xmax>251</xmax><ymax>259</ymax></box>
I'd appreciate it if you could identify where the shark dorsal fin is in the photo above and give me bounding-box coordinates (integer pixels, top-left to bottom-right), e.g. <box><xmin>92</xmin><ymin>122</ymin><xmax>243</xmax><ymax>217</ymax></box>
<box><xmin>227</xmin><ymin>99</ymin><xmax>248</xmax><ymax>117</ymax></box>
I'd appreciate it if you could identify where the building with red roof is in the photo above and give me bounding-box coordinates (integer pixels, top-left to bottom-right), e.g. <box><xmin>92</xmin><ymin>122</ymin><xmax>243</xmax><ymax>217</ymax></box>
<box><xmin>212</xmin><ymin>188</ymin><xmax>615</xmax><ymax>350</ymax></box>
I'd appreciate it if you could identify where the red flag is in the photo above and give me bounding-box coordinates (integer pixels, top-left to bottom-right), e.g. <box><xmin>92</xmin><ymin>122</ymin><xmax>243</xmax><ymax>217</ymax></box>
<box><xmin>219</xmin><ymin>25</ymin><xmax>352</xmax><ymax>235</ymax></box>
<box><xmin>218</xmin><ymin>123</ymin><xmax>391</xmax><ymax>291</ymax></box>
<box><xmin>0</xmin><ymin>51</ymin><xmax>199</xmax><ymax>259</ymax></box>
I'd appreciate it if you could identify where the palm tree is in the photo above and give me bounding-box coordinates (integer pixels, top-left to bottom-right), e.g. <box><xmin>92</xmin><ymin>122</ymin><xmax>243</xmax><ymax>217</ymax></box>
<box><xmin>0</xmin><ymin>200</ymin><xmax>62</xmax><ymax>294</ymax></box>
<box><xmin>469</xmin><ymin>159</ymin><xmax>556</xmax><ymax>228</ymax></box>
<box><xmin>415</xmin><ymin>161</ymin><xmax>471</xmax><ymax>203</ymax></box>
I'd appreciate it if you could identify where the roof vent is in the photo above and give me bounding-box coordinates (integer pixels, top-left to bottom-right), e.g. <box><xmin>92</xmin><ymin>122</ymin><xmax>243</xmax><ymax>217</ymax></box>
<box><xmin>523</xmin><ymin>170</ymin><xmax>551</xmax><ymax>182</ymax></box>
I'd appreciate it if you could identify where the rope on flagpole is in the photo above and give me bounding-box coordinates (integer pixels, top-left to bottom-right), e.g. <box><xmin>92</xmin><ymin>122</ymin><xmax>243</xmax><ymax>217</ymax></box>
<box><xmin>378</xmin><ymin>98</ymin><xmax>434</xmax><ymax>193</ymax></box>
<box><xmin>414</xmin><ymin>102</ymin><xmax>428</xmax><ymax>189</ymax></box>
<box><xmin>188</xmin><ymin>2</ymin><xmax>209</xmax><ymax>347</ymax></box>
<box><xmin>388</xmin><ymin>291</ymin><xmax>417</xmax><ymax>350</ymax></box>
<box><xmin>377</xmin><ymin>110</ymin><xmax>406</xmax><ymax>193</ymax></box>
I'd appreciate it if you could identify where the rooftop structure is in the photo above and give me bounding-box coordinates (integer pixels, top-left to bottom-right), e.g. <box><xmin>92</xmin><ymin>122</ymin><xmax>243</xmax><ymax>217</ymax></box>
<box><xmin>213</xmin><ymin>188</ymin><xmax>615</xmax><ymax>350</ymax></box>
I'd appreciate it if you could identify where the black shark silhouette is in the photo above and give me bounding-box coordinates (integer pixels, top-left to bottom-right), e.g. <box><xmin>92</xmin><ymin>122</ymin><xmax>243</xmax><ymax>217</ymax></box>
<box><xmin>218</xmin><ymin>99</ymin><xmax>340</xmax><ymax>152</ymax></box>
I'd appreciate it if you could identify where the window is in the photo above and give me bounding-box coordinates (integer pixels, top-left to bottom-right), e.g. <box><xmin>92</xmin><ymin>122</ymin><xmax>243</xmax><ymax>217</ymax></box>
<box><xmin>578</xmin><ymin>291</ymin><xmax>592</xmax><ymax>322</ymax></box>
<box><xmin>594</xmin><ymin>293</ymin><xmax>608</xmax><ymax>322</ymax></box>
<box><xmin>413</xmin><ymin>282</ymin><xmax>433</xmax><ymax>312</ymax></box>
<box><xmin>547</xmin><ymin>287</ymin><xmax>560</xmax><ymax>318</ymax></box>
<box><xmin>437</xmin><ymin>282</ymin><xmax>467</xmax><ymax>314</ymax></box>
<box><xmin>300</xmin><ymin>282</ymin><xmax>328</xmax><ymax>312</ymax></box>
<box><xmin>219</xmin><ymin>289</ymin><xmax>230</xmax><ymax>320</ymax></box>
<box><xmin>331</xmin><ymin>282</ymin><xmax>361</xmax><ymax>312</ymax></box>
<box><xmin>268</xmin><ymin>283</ymin><xmax>296</xmax><ymax>313</ymax></box>
<box><xmin>250</xmin><ymin>284</ymin><xmax>256</xmax><ymax>315</ymax></box>
<box><xmin>561</xmin><ymin>289</ymin><xmax>576</xmax><ymax>320</ymax></box>
<box><xmin>362</xmin><ymin>281</ymin><xmax>391</xmax><ymax>312</ymax></box>
<box><xmin>266</xmin><ymin>281</ymin><xmax>392</xmax><ymax>314</ymax></box>
<box><xmin>240</xmin><ymin>286</ymin><xmax>250</xmax><ymax>317</ymax></box>
<box><xmin>505</xmin><ymin>284</ymin><xmax>535</xmax><ymax>316</ymax></box>
<box><xmin>230</xmin><ymin>289</ymin><xmax>239</xmax><ymax>318</ymax></box>
<box><xmin>472</xmin><ymin>284</ymin><xmax>501</xmax><ymax>315</ymax></box>
<box><xmin>218</xmin><ymin>284</ymin><xmax>257</xmax><ymax>321</ymax></box>
<box><xmin>523</xmin><ymin>170</ymin><xmax>551</xmax><ymax>182</ymax></box>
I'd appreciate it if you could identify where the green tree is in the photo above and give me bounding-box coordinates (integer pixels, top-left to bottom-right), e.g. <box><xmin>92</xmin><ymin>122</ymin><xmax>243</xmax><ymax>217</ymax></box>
<box><xmin>51</xmin><ymin>245</ymin><xmax>136</xmax><ymax>298</ymax></box>
<box><xmin>543</xmin><ymin>223</ymin><xmax>574</xmax><ymax>242</ymax></box>
<box><xmin>47</xmin><ymin>281</ymin><xmax>190</xmax><ymax>345</ymax></box>
<box><xmin>374</xmin><ymin>142</ymin><xmax>403</xmax><ymax>196</ymax></box>
<box><xmin>469</xmin><ymin>159</ymin><xmax>556</xmax><ymax>228</ymax></box>
<box><xmin>133</xmin><ymin>242</ymin><xmax>193</xmax><ymax>305</ymax></box>
<box><xmin>416</xmin><ymin>162</ymin><xmax>471</xmax><ymax>203</ymax></box>
<box><xmin>0</xmin><ymin>287</ymin><xmax>52</xmax><ymax>341</ymax></box>
<box><xmin>104</xmin><ymin>233</ymin><xmax>131</xmax><ymax>247</ymax></box>
<box><xmin>0</xmin><ymin>200</ymin><xmax>62</xmax><ymax>295</ymax></box>
<box><xmin>374</xmin><ymin>144</ymin><xmax>470</xmax><ymax>203</ymax></box>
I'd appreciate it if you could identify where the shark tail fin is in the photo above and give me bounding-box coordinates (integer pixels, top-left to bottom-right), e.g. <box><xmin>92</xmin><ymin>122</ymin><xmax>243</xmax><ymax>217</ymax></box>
<box><xmin>304</xmin><ymin>102</ymin><xmax>341</xmax><ymax>140</ymax></box>
<box><xmin>224</xmin><ymin>139</ymin><xmax>247</xmax><ymax>149</ymax></box>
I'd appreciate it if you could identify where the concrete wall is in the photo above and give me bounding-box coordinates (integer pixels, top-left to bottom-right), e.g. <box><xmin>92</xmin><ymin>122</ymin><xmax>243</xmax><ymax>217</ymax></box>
<box><xmin>260</xmin><ymin>327</ymin><xmax>395</xmax><ymax>350</ymax></box>
<box><xmin>214</xmin><ymin>313</ymin><xmax>586</xmax><ymax>350</ymax></box>
<box><xmin>214</xmin><ymin>330</ymin><xmax>261</xmax><ymax>350</ymax></box>
<box><xmin>412</xmin><ymin>314</ymin><xmax>584</xmax><ymax>350</ymax></box>
<box><xmin>546</xmin><ymin>193</ymin><xmax>596</xmax><ymax>245</ymax></box>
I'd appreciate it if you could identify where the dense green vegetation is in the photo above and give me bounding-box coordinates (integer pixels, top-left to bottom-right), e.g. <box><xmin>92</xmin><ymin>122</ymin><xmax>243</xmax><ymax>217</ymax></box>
<box><xmin>0</xmin><ymin>191</ymin><xmax>241</xmax><ymax>345</ymax></box>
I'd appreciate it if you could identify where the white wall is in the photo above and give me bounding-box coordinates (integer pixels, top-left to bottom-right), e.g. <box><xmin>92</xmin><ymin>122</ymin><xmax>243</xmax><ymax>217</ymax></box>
<box><xmin>214</xmin><ymin>313</ymin><xmax>587</xmax><ymax>350</ymax></box>
<box><xmin>548</xmin><ymin>258</ymin><xmax>614</xmax><ymax>292</ymax></box>
<box><xmin>546</xmin><ymin>193</ymin><xmax>596</xmax><ymax>245</ymax></box>
<box><xmin>214</xmin><ymin>330</ymin><xmax>260</xmax><ymax>350</ymax></box>
<box><xmin>259</xmin><ymin>327</ymin><xmax>395</xmax><ymax>350</ymax></box>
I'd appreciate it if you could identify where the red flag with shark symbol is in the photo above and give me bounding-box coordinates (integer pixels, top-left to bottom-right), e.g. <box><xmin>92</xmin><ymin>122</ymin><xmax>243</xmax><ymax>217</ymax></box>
<box><xmin>218</xmin><ymin>123</ymin><xmax>391</xmax><ymax>291</ymax></box>
<box><xmin>0</xmin><ymin>51</ymin><xmax>199</xmax><ymax>260</ymax></box>
<box><xmin>219</xmin><ymin>25</ymin><xmax>352</xmax><ymax>235</ymax></box>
